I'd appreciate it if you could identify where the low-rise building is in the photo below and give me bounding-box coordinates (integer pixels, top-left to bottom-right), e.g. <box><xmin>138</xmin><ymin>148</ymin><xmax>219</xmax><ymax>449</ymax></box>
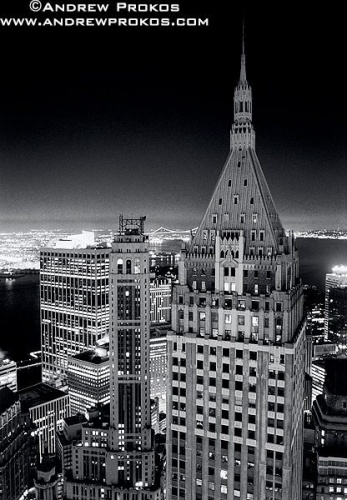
<box><xmin>150</xmin><ymin>277</ymin><xmax>172</xmax><ymax>324</ymax></box>
<box><xmin>19</xmin><ymin>383</ymin><xmax>70</xmax><ymax>460</ymax></box>
<box><xmin>34</xmin><ymin>458</ymin><xmax>63</xmax><ymax>500</ymax></box>
<box><xmin>67</xmin><ymin>346</ymin><xmax>109</xmax><ymax>416</ymax></box>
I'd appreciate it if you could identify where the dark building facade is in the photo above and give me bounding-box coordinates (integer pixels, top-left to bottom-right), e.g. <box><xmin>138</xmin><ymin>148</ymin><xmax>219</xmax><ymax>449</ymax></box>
<box><xmin>166</xmin><ymin>34</ymin><xmax>306</xmax><ymax>500</ymax></box>
<box><xmin>0</xmin><ymin>387</ymin><xmax>33</xmax><ymax>500</ymax></box>
<box><xmin>312</xmin><ymin>359</ymin><xmax>347</xmax><ymax>499</ymax></box>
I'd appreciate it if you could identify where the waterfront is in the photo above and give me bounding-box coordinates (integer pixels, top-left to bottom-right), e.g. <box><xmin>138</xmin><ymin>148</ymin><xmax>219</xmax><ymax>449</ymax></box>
<box><xmin>0</xmin><ymin>272</ymin><xmax>40</xmax><ymax>361</ymax></box>
<box><xmin>0</xmin><ymin>237</ymin><xmax>346</xmax><ymax>361</ymax></box>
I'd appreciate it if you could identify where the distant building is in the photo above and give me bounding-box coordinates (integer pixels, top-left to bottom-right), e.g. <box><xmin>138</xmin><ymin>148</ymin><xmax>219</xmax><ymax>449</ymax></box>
<box><xmin>67</xmin><ymin>345</ymin><xmax>110</xmax><ymax>415</ymax></box>
<box><xmin>150</xmin><ymin>326</ymin><xmax>168</xmax><ymax>413</ymax></box>
<box><xmin>325</xmin><ymin>266</ymin><xmax>347</xmax><ymax>349</ymax></box>
<box><xmin>149</xmin><ymin>251</ymin><xmax>178</xmax><ymax>271</ymax></box>
<box><xmin>307</xmin><ymin>303</ymin><xmax>325</xmax><ymax>344</ymax></box>
<box><xmin>150</xmin><ymin>277</ymin><xmax>172</xmax><ymax>324</ymax></box>
<box><xmin>0</xmin><ymin>387</ymin><xmax>33</xmax><ymax>500</ymax></box>
<box><xmin>0</xmin><ymin>358</ymin><xmax>17</xmax><ymax>392</ymax></box>
<box><xmin>40</xmin><ymin>231</ymin><xmax>111</xmax><ymax>386</ymax></box>
<box><xmin>19</xmin><ymin>383</ymin><xmax>70</xmax><ymax>460</ymax></box>
<box><xmin>312</xmin><ymin>358</ymin><xmax>347</xmax><ymax>498</ymax></box>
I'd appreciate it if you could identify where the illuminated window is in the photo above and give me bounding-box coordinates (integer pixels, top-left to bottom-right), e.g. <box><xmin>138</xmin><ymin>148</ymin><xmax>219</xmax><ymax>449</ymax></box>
<box><xmin>134</xmin><ymin>258</ymin><xmax>140</xmax><ymax>274</ymax></box>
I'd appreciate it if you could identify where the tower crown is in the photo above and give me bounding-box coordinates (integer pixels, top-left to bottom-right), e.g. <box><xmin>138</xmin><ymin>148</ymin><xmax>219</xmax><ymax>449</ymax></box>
<box><xmin>188</xmin><ymin>24</ymin><xmax>287</xmax><ymax>265</ymax></box>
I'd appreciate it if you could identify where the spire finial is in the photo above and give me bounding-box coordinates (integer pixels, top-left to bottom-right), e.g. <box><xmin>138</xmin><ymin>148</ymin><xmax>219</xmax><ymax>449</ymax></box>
<box><xmin>240</xmin><ymin>18</ymin><xmax>247</xmax><ymax>82</ymax></box>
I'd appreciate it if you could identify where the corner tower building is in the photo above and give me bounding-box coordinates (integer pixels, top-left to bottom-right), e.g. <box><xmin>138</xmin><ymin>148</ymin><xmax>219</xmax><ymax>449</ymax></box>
<box><xmin>64</xmin><ymin>217</ymin><xmax>162</xmax><ymax>499</ymax></box>
<box><xmin>106</xmin><ymin>215</ymin><xmax>159</xmax><ymax>494</ymax></box>
<box><xmin>166</xmin><ymin>33</ymin><xmax>306</xmax><ymax>500</ymax></box>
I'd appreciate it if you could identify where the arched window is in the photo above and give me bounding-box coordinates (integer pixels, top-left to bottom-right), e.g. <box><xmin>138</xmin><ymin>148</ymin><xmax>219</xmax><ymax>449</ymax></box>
<box><xmin>117</xmin><ymin>258</ymin><xmax>123</xmax><ymax>274</ymax></box>
<box><xmin>220</xmin><ymin>250</ymin><xmax>225</xmax><ymax>259</ymax></box>
<box><xmin>235</xmin><ymin>250</ymin><xmax>239</xmax><ymax>259</ymax></box>
<box><xmin>134</xmin><ymin>258</ymin><xmax>140</xmax><ymax>274</ymax></box>
<box><xmin>126</xmin><ymin>259</ymin><xmax>132</xmax><ymax>274</ymax></box>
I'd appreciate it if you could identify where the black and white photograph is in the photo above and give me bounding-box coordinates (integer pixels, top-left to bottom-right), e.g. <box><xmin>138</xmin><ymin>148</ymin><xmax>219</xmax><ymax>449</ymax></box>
<box><xmin>0</xmin><ymin>2</ymin><xmax>346</xmax><ymax>499</ymax></box>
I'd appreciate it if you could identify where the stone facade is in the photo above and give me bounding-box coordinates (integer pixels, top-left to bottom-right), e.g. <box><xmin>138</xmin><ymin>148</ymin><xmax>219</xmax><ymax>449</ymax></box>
<box><xmin>166</xmin><ymin>32</ymin><xmax>305</xmax><ymax>500</ymax></box>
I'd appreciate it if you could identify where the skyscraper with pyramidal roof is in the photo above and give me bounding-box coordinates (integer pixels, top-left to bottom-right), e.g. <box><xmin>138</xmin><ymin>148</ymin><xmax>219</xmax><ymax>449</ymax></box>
<box><xmin>166</xmin><ymin>29</ymin><xmax>306</xmax><ymax>500</ymax></box>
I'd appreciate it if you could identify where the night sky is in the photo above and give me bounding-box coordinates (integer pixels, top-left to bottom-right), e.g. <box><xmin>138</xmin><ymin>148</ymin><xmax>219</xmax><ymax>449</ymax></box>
<box><xmin>0</xmin><ymin>2</ymin><xmax>346</xmax><ymax>232</ymax></box>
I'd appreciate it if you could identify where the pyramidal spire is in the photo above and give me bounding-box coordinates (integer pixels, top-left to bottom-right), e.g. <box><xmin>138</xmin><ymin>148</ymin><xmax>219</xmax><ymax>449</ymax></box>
<box><xmin>186</xmin><ymin>23</ymin><xmax>287</xmax><ymax>269</ymax></box>
<box><xmin>230</xmin><ymin>20</ymin><xmax>255</xmax><ymax>150</ymax></box>
<box><xmin>240</xmin><ymin>19</ymin><xmax>247</xmax><ymax>82</ymax></box>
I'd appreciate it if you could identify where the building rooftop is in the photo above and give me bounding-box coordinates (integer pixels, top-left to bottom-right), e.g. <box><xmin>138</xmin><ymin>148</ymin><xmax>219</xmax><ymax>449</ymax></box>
<box><xmin>64</xmin><ymin>413</ymin><xmax>88</xmax><ymax>427</ymax></box>
<box><xmin>50</xmin><ymin>231</ymin><xmax>95</xmax><ymax>249</ymax></box>
<box><xmin>72</xmin><ymin>349</ymin><xmax>109</xmax><ymax>364</ymax></box>
<box><xmin>42</xmin><ymin>231</ymin><xmax>111</xmax><ymax>251</ymax></box>
<box><xmin>19</xmin><ymin>383</ymin><xmax>67</xmax><ymax>412</ymax></box>
<box><xmin>317</xmin><ymin>446</ymin><xmax>347</xmax><ymax>459</ymax></box>
<box><xmin>0</xmin><ymin>386</ymin><xmax>18</xmax><ymax>414</ymax></box>
<box><xmin>37</xmin><ymin>457</ymin><xmax>56</xmax><ymax>473</ymax></box>
<box><xmin>150</xmin><ymin>326</ymin><xmax>169</xmax><ymax>338</ymax></box>
<box><xmin>325</xmin><ymin>358</ymin><xmax>347</xmax><ymax>395</ymax></box>
<box><xmin>0</xmin><ymin>358</ymin><xmax>16</xmax><ymax>368</ymax></box>
<box><xmin>85</xmin><ymin>404</ymin><xmax>110</xmax><ymax>424</ymax></box>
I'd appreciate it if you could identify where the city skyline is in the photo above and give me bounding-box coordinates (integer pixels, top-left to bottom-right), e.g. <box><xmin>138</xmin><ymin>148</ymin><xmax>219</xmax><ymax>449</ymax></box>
<box><xmin>0</xmin><ymin>4</ymin><xmax>346</xmax><ymax>232</ymax></box>
<box><xmin>1</xmin><ymin>6</ymin><xmax>347</xmax><ymax>498</ymax></box>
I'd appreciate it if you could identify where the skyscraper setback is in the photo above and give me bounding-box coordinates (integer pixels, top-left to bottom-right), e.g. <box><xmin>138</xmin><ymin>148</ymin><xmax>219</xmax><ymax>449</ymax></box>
<box><xmin>166</xmin><ymin>33</ymin><xmax>306</xmax><ymax>500</ymax></box>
